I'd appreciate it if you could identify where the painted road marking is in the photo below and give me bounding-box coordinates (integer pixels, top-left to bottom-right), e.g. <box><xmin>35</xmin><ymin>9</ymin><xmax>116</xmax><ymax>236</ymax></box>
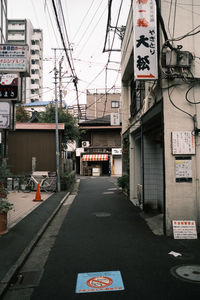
<box><xmin>75</xmin><ymin>271</ymin><xmax>124</xmax><ymax>293</ymax></box>
<box><xmin>87</xmin><ymin>276</ymin><xmax>113</xmax><ymax>288</ymax></box>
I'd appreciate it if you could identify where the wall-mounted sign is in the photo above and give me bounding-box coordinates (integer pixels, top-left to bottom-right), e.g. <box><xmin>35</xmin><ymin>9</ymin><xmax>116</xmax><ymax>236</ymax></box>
<box><xmin>172</xmin><ymin>131</ymin><xmax>195</xmax><ymax>155</ymax></box>
<box><xmin>0</xmin><ymin>44</ymin><xmax>28</xmax><ymax>72</ymax></box>
<box><xmin>0</xmin><ymin>102</ymin><xmax>10</xmax><ymax>128</ymax></box>
<box><xmin>175</xmin><ymin>157</ymin><xmax>192</xmax><ymax>182</ymax></box>
<box><xmin>110</xmin><ymin>113</ymin><xmax>120</xmax><ymax>126</ymax></box>
<box><xmin>173</xmin><ymin>220</ymin><xmax>197</xmax><ymax>239</ymax></box>
<box><xmin>0</xmin><ymin>74</ymin><xmax>19</xmax><ymax>100</ymax></box>
<box><xmin>133</xmin><ymin>0</ymin><xmax>158</xmax><ymax>80</ymax></box>
<box><xmin>112</xmin><ymin>148</ymin><xmax>122</xmax><ymax>155</ymax></box>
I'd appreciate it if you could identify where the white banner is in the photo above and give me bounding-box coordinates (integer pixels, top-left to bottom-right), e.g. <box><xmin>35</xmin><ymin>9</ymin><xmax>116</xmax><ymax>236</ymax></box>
<box><xmin>133</xmin><ymin>0</ymin><xmax>158</xmax><ymax>80</ymax></box>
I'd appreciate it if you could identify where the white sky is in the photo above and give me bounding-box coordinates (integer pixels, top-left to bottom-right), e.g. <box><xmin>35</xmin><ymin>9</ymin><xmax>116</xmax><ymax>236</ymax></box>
<box><xmin>8</xmin><ymin>0</ymin><xmax>131</xmax><ymax>105</ymax></box>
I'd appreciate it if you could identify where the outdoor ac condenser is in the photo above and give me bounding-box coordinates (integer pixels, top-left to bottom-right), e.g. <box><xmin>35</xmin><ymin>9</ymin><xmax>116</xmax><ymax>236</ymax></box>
<box><xmin>82</xmin><ymin>141</ymin><xmax>90</xmax><ymax>147</ymax></box>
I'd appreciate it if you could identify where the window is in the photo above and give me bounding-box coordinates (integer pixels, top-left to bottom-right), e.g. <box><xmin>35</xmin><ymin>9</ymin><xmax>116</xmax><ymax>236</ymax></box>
<box><xmin>111</xmin><ymin>100</ymin><xmax>119</xmax><ymax>108</ymax></box>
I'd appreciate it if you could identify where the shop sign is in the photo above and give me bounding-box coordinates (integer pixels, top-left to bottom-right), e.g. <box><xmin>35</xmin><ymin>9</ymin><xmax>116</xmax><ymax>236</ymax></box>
<box><xmin>110</xmin><ymin>113</ymin><xmax>120</xmax><ymax>126</ymax></box>
<box><xmin>112</xmin><ymin>148</ymin><xmax>122</xmax><ymax>155</ymax></box>
<box><xmin>0</xmin><ymin>44</ymin><xmax>28</xmax><ymax>72</ymax></box>
<box><xmin>0</xmin><ymin>102</ymin><xmax>10</xmax><ymax>128</ymax></box>
<box><xmin>133</xmin><ymin>0</ymin><xmax>158</xmax><ymax>80</ymax></box>
<box><xmin>0</xmin><ymin>74</ymin><xmax>19</xmax><ymax>100</ymax></box>
<box><xmin>76</xmin><ymin>147</ymin><xmax>84</xmax><ymax>157</ymax></box>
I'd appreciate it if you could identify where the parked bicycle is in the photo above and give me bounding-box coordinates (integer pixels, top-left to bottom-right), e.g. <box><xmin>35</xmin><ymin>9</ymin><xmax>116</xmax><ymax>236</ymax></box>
<box><xmin>23</xmin><ymin>171</ymin><xmax>57</xmax><ymax>193</ymax></box>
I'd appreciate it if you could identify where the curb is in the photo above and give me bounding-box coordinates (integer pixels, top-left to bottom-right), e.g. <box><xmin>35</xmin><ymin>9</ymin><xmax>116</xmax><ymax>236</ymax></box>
<box><xmin>0</xmin><ymin>191</ymin><xmax>70</xmax><ymax>298</ymax></box>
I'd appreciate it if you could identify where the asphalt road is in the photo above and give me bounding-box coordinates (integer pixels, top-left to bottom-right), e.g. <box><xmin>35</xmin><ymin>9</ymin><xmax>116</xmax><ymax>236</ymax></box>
<box><xmin>31</xmin><ymin>177</ymin><xmax>200</xmax><ymax>300</ymax></box>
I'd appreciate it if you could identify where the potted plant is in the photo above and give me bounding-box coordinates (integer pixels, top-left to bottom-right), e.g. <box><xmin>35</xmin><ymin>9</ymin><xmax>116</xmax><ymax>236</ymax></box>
<box><xmin>0</xmin><ymin>198</ymin><xmax>13</xmax><ymax>235</ymax></box>
<box><xmin>0</xmin><ymin>161</ymin><xmax>13</xmax><ymax>235</ymax></box>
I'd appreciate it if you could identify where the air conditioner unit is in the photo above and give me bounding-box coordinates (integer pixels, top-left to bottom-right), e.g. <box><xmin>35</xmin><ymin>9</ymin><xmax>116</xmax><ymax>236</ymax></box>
<box><xmin>82</xmin><ymin>141</ymin><xmax>90</xmax><ymax>147</ymax></box>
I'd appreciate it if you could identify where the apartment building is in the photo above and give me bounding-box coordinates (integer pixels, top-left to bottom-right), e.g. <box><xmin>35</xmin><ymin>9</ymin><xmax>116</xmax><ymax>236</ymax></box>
<box><xmin>7</xmin><ymin>19</ymin><xmax>43</xmax><ymax>103</ymax></box>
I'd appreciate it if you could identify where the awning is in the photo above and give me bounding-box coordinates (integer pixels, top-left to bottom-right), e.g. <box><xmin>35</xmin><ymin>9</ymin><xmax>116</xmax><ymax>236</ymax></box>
<box><xmin>82</xmin><ymin>154</ymin><xmax>108</xmax><ymax>161</ymax></box>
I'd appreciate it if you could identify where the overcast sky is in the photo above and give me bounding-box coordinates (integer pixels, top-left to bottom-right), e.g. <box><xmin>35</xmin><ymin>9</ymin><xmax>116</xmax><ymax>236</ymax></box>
<box><xmin>8</xmin><ymin>0</ymin><xmax>131</xmax><ymax>105</ymax></box>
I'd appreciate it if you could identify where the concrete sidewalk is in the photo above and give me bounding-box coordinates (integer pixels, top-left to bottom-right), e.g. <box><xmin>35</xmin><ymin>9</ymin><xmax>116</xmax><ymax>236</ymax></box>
<box><xmin>0</xmin><ymin>190</ymin><xmax>69</xmax><ymax>297</ymax></box>
<box><xmin>7</xmin><ymin>191</ymin><xmax>52</xmax><ymax>229</ymax></box>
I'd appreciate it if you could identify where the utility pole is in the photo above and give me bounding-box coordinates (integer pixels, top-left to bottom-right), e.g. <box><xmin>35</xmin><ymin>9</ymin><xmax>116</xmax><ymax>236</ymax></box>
<box><xmin>52</xmin><ymin>48</ymin><xmax>61</xmax><ymax>192</ymax></box>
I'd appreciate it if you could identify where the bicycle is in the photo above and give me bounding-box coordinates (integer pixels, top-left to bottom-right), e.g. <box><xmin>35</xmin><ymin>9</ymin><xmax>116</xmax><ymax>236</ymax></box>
<box><xmin>23</xmin><ymin>172</ymin><xmax>57</xmax><ymax>193</ymax></box>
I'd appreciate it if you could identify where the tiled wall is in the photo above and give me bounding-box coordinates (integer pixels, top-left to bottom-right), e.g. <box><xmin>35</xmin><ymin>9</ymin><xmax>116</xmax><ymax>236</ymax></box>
<box><xmin>143</xmin><ymin>134</ymin><xmax>163</xmax><ymax>211</ymax></box>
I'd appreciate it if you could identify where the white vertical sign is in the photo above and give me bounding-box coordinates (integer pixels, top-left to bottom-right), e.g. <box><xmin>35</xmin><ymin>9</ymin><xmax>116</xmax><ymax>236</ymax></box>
<box><xmin>133</xmin><ymin>0</ymin><xmax>158</xmax><ymax>80</ymax></box>
<box><xmin>110</xmin><ymin>113</ymin><xmax>120</xmax><ymax>126</ymax></box>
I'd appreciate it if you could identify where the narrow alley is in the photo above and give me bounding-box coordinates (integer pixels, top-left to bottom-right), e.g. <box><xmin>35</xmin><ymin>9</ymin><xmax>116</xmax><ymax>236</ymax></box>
<box><xmin>29</xmin><ymin>177</ymin><xmax>200</xmax><ymax>300</ymax></box>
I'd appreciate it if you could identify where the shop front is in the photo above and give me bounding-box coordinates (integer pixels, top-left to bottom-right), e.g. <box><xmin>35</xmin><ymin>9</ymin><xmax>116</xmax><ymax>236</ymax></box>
<box><xmin>81</xmin><ymin>154</ymin><xmax>110</xmax><ymax>176</ymax></box>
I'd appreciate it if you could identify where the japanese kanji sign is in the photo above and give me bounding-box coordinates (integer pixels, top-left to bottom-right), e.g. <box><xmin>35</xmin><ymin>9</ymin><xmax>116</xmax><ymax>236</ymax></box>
<box><xmin>0</xmin><ymin>44</ymin><xmax>28</xmax><ymax>72</ymax></box>
<box><xmin>172</xmin><ymin>131</ymin><xmax>195</xmax><ymax>155</ymax></box>
<box><xmin>173</xmin><ymin>221</ymin><xmax>197</xmax><ymax>239</ymax></box>
<box><xmin>133</xmin><ymin>0</ymin><xmax>158</xmax><ymax>79</ymax></box>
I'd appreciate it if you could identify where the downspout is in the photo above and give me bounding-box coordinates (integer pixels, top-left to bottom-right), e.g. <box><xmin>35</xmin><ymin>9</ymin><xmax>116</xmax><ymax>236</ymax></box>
<box><xmin>156</xmin><ymin>0</ymin><xmax>166</xmax><ymax>235</ymax></box>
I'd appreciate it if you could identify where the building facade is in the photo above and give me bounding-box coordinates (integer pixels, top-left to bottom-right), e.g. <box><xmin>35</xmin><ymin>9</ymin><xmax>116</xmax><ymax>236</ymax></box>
<box><xmin>7</xmin><ymin>19</ymin><xmax>43</xmax><ymax>103</ymax></box>
<box><xmin>121</xmin><ymin>1</ymin><xmax>200</xmax><ymax>236</ymax></box>
<box><xmin>86</xmin><ymin>89</ymin><xmax>121</xmax><ymax>120</ymax></box>
<box><xmin>78</xmin><ymin>116</ymin><xmax>122</xmax><ymax>177</ymax></box>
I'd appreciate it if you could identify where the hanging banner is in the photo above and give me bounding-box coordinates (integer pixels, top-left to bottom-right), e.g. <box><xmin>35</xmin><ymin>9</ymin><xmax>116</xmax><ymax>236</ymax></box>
<box><xmin>133</xmin><ymin>0</ymin><xmax>158</xmax><ymax>80</ymax></box>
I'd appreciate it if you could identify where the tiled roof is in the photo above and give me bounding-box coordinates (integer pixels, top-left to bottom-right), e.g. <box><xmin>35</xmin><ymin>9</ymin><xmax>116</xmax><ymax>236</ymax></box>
<box><xmin>15</xmin><ymin>123</ymin><xmax>65</xmax><ymax>130</ymax></box>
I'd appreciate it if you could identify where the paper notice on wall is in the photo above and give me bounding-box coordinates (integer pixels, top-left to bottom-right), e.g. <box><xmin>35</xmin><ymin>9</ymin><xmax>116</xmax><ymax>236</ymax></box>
<box><xmin>172</xmin><ymin>131</ymin><xmax>195</xmax><ymax>155</ymax></box>
<box><xmin>175</xmin><ymin>158</ymin><xmax>192</xmax><ymax>182</ymax></box>
<box><xmin>172</xmin><ymin>220</ymin><xmax>197</xmax><ymax>239</ymax></box>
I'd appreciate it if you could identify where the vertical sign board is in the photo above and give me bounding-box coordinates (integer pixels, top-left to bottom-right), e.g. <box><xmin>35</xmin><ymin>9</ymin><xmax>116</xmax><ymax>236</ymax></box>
<box><xmin>110</xmin><ymin>113</ymin><xmax>120</xmax><ymax>126</ymax></box>
<box><xmin>133</xmin><ymin>0</ymin><xmax>158</xmax><ymax>80</ymax></box>
<box><xmin>0</xmin><ymin>74</ymin><xmax>19</xmax><ymax>101</ymax></box>
<box><xmin>0</xmin><ymin>102</ymin><xmax>10</xmax><ymax>128</ymax></box>
<box><xmin>172</xmin><ymin>131</ymin><xmax>195</xmax><ymax>155</ymax></box>
<box><xmin>175</xmin><ymin>157</ymin><xmax>192</xmax><ymax>182</ymax></box>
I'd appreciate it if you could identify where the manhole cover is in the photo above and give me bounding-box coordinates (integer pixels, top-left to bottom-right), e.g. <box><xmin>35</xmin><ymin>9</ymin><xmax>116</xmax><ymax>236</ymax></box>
<box><xmin>93</xmin><ymin>212</ymin><xmax>111</xmax><ymax>217</ymax></box>
<box><xmin>171</xmin><ymin>265</ymin><xmax>200</xmax><ymax>283</ymax></box>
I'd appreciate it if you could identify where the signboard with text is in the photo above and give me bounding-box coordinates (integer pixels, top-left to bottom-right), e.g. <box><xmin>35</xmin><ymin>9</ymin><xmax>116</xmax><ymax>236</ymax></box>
<box><xmin>0</xmin><ymin>74</ymin><xmax>19</xmax><ymax>100</ymax></box>
<box><xmin>133</xmin><ymin>0</ymin><xmax>158</xmax><ymax>80</ymax></box>
<box><xmin>173</xmin><ymin>220</ymin><xmax>197</xmax><ymax>239</ymax></box>
<box><xmin>172</xmin><ymin>131</ymin><xmax>195</xmax><ymax>155</ymax></box>
<box><xmin>0</xmin><ymin>44</ymin><xmax>28</xmax><ymax>72</ymax></box>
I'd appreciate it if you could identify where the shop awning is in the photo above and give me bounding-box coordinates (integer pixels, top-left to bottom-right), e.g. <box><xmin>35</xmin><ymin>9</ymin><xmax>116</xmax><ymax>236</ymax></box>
<box><xmin>82</xmin><ymin>154</ymin><xmax>108</xmax><ymax>161</ymax></box>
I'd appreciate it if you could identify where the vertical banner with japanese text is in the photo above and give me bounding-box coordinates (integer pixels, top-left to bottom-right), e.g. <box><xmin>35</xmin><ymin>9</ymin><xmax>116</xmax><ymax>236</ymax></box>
<box><xmin>133</xmin><ymin>0</ymin><xmax>158</xmax><ymax>80</ymax></box>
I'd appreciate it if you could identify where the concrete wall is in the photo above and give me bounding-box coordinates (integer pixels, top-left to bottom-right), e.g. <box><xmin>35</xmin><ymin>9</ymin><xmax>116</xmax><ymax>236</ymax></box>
<box><xmin>161</xmin><ymin>0</ymin><xmax>200</xmax><ymax>234</ymax></box>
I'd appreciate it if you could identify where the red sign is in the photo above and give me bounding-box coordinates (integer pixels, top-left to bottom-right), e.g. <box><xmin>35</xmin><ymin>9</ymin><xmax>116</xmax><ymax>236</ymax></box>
<box><xmin>87</xmin><ymin>276</ymin><xmax>113</xmax><ymax>288</ymax></box>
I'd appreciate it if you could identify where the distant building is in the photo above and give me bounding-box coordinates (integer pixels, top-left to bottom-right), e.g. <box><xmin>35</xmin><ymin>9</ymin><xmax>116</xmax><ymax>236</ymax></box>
<box><xmin>78</xmin><ymin>115</ymin><xmax>122</xmax><ymax>177</ymax></box>
<box><xmin>7</xmin><ymin>19</ymin><xmax>43</xmax><ymax>103</ymax></box>
<box><xmin>86</xmin><ymin>89</ymin><xmax>121</xmax><ymax>120</ymax></box>
<box><xmin>67</xmin><ymin>104</ymin><xmax>87</xmax><ymax>120</ymax></box>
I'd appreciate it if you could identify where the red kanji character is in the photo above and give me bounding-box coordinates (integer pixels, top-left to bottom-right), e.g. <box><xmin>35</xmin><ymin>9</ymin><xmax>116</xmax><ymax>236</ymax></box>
<box><xmin>137</xmin><ymin>0</ymin><xmax>148</xmax><ymax>4</ymax></box>
<box><xmin>137</xmin><ymin>18</ymin><xmax>149</xmax><ymax>27</ymax></box>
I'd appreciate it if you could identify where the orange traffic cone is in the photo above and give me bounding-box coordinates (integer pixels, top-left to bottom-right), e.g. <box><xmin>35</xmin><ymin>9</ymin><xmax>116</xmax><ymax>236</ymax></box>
<box><xmin>33</xmin><ymin>183</ymin><xmax>43</xmax><ymax>202</ymax></box>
